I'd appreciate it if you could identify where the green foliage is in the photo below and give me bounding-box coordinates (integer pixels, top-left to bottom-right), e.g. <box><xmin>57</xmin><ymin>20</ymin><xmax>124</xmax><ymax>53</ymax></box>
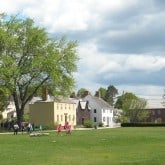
<box><xmin>98</xmin><ymin>87</ymin><xmax>106</xmax><ymax>100</ymax></box>
<box><xmin>0</xmin><ymin>88</ymin><xmax>10</xmax><ymax>112</ymax></box>
<box><xmin>0</xmin><ymin>113</ymin><xmax>2</xmax><ymax>120</ymax></box>
<box><xmin>123</xmin><ymin>97</ymin><xmax>148</xmax><ymax>123</ymax></box>
<box><xmin>77</xmin><ymin>88</ymin><xmax>86</xmax><ymax>97</ymax></box>
<box><xmin>115</xmin><ymin>92</ymin><xmax>148</xmax><ymax>123</ymax></box>
<box><xmin>102</xmin><ymin>85</ymin><xmax>118</xmax><ymax>106</ymax></box>
<box><xmin>0</xmin><ymin>14</ymin><xmax>79</xmax><ymax>124</ymax></box>
<box><xmin>98</xmin><ymin>122</ymin><xmax>104</xmax><ymax>127</ymax></box>
<box><xmin>23</xmin><ymin>114</ymin><xmax>29</xmax><ymax>122</ymax></box>
<box><xmin>42</xmin><ymin>125</ymin><xmax>55</xmax><ymax>130</ymax></box>
<box><xmin>76</xmin><ymin>88</ymin><xmax>91</xmax><ymax>97</ymax></box>
<box><xmin>121</xmin><ymin>123</ymin><xmax>165</xmax><ymax>127</ymax></box>
<box><xmin>83</xmin><ymin>120</ymin><xmax>93</xmax><ymax>128</ymax></box>
<box><xmin>115</xmin><ymin>92</ymin><xmax>137</xmax><ymax>109</ymax></box>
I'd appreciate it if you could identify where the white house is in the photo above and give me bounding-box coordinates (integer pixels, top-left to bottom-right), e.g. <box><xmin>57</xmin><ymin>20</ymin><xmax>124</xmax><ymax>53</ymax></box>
<box><xmin>2</xmin><ymin>101</ymin><xmax>16</xmax><ymax>120</ymax></box>
<box><xmin>82</xmin><ymin>94</ymin><xmax>115</xmax><ymax>127</ymax></box>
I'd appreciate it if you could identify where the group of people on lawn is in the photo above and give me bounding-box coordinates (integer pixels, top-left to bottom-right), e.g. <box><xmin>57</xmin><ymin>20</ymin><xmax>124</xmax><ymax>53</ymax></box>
<box><xmin>13</xmin><ymin>121</ymin><xmax>71</xmax><ymax>135</ymax></box>
<box><xmin>57</xmin><ymin>122</ymin><xmax>71</xmax><ymax>135</ymax></box>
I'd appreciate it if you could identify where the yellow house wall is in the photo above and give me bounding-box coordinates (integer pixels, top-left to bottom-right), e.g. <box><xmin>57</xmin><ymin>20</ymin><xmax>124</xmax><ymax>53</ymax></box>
<box><xmin>29</xmin><ymin>101</ymin><xmax>77</xmax><ymax>128</ymax></box>
<box><xmin>29</xmin><ymin>102</ymin><xmax>54</xmax><ymax>127</ymax></box>
<box><xmin>54</xmin><ymin>102</ymin><xmax>76</xmax><ymax>128</ymax></box>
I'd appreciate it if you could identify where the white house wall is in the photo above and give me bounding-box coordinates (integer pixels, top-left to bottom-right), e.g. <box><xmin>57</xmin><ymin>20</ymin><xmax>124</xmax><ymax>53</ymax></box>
<box><xmin>83</xmin><ymin>95</ymin><xmax>115</xmax><ymax>127</ymax></box>
<box><xmin>101</xmin><ymin>108</ymin><xmax>114</xmax><ymax>127</ymax></box>
<box><xmin>2</xmin><ymin>101</ymin><xmax>16</xmax><ymax>120</ymax></box>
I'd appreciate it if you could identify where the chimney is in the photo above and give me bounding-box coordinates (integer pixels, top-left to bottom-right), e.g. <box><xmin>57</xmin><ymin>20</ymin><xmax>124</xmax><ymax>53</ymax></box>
<box><xmin>81</xmin><ymin>90</ymin><xmax>89</xmax><ymax>98</ymax></box>
<box><xmin>95</xmin><ymin>91</ymin><xmax>100</xmax><ymax>98</ymax></box>
<box><xmin>70</xmin><ymin>92</ymin><xmax>76</xmax><ymax>98</ymax></box>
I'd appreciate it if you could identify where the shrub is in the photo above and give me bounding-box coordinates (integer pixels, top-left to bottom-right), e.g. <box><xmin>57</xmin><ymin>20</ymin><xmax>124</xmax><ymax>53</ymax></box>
<box><xmin>83</xmin><ymin>120</ymin><xmax>93</xmax><ymax>128</ymax></box>
<box><xmin>98</xmin><ymin>122</ymin><xmax>104</xmax><ymax>127</ymax></box>
<box><xmin>23</xmin><ymin>114</ymin><xmax>29</xmax><ymax>122</ymax></box>
<box><xmin>121</xmin><ymin>122</ymin><xmax>165</xmax><ymax>127</ymax></box>
<box><xmin>41</xmin><ymin>122</ymin><xmax>56</xmax><ymax>130</ymax></box>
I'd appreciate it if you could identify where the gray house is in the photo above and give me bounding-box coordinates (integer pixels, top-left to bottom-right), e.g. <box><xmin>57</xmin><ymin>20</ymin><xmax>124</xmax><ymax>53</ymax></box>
<box><xmin>82</xmin><ymin>93</ymin><xmax>115</xmax><ymax>127</ymax></box>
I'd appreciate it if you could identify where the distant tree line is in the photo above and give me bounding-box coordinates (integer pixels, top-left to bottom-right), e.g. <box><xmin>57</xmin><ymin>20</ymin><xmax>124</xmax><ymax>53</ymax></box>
<box><xmin>72</xmin><ymin>85</ymin><xmax>118</xmax><ymax>106</ymax></box>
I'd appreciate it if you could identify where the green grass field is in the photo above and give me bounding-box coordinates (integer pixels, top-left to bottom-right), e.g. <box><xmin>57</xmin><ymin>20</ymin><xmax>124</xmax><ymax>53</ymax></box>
<box><xmin>0</xmin><ymin>127</ymin><xmax>165</xmax><ymax>165</ymax></box>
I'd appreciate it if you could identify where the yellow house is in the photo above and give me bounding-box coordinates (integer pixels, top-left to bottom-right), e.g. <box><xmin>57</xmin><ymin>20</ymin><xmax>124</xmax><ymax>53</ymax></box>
<box><xmin>29</xmin><ymin>99</ymin><xmax>76</xmax><ymax>128</ymax></box>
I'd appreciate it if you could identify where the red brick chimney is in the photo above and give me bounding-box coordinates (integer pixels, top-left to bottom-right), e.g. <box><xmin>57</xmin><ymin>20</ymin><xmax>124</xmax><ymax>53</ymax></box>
<box><xmin>95</xmin><ymin>91</ymin><xmax>100</xmax><ymax>98</ymax></box>
<box><xmin>81</xmin><ymin>90</ymin><xmax>89</xmax><ymax>98</ymax></box>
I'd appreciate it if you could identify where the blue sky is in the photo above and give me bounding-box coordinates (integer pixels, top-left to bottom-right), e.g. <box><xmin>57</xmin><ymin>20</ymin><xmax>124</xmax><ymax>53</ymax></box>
<box><xmin>1</xmin><ymin>0</ymin><xmax>165</xmax><ymax>98</ymax></box>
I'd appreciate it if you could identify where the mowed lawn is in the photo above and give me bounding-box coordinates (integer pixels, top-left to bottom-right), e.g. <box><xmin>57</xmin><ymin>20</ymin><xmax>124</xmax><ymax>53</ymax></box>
<box><xmin>0</xmin><ymin>127</ymin><xmax>165</xmax><ymax>165</ymax></box>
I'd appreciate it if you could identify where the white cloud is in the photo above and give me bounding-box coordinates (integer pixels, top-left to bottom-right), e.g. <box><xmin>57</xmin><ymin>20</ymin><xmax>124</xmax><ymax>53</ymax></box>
<box><xmin>79</xmin><ymin>42</ymin><xmax>165</xmax><ymax>74</ymax></box>
<box><xmin>125</xmin><ymin>55</ymin><xmax>165</xmax><ymax>72</ymax></box>
<box><xmin>0</xmin><ymin>0</ymin><xmax>138</xmax><ymax>32</ymax></box>
<box><xmin>117</xmin><ymin>85</ymin><xmax>164</xmax><ymax>98</ymax></box>
<box><xmin>1</xmin><ymin>0</ymin><xmax>165</xmax><ymax>97</ymax></box>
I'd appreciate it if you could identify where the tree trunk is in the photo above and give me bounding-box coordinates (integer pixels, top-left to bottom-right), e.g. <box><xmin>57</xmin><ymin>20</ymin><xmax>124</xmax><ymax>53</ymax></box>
<box><xmin>16</xmin><ymin>108</ymin><xmax>24</xmax><ymax>127</ymax></box>
<box><xmin>12</xmin><ymin>92</ymin><xmax>24</xmax><ymax>127</ymax></box>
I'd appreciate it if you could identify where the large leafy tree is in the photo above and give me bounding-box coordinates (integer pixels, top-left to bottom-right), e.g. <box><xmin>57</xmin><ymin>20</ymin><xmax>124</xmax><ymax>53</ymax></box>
<box><xmin>77</xmin><ymin>88</ymin><xmax>86</xmax><ymax>97</ymax></box>
<box><xmin>115</xmin><ymin>92</ymin><xmax>148</xmax><ymax>123</ymax></box>
<box><xmin>105</xmin><ymin>85</ymin><xmax>118</xmax><ymax>106</ymax></box>
<box><xmin>115</xmin><ymin>92</ymin><xmax>137</xmax><ymax>109</ymax></box>
<box><xmin>98</xmin><ymin>87</ymin><xmax>106</xmax><ymax>100</ymax></box>
<box><xmin>0</xmin><ymin>88</ymin><xmax>9</xmax><ymax>112</ymax></box>
<box><xmin>0</xmin><ymin>14</ymin><xmax>79</xmax><ymax>125</ymax></box>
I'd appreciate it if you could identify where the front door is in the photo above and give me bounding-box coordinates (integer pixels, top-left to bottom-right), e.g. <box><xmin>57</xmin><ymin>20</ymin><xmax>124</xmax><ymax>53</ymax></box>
<box><xmin>64</xmin><ymin>113</ymin><xmax>68</xmax><ymax>123</ymax></box>
<box><xmin>107</xmin><ymin>117</ymin><xmax>110</xmax><ymax>126</ymax></box>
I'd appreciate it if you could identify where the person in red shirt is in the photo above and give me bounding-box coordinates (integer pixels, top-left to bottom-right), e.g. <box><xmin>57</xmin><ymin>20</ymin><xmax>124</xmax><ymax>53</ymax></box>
<box><xmin>64</xmin><ymin>122</ymin><xmax>71</xmax><ymax>135</ymax></box>
<box><xmin>67</xmin><ymin>125</ymin><xmax>71</xmax><ymax>134</ymax></box>
<box><xmin>57</xmin><ymin>124</ymin><xmax>62</xmax><ymax>135</ymax></box>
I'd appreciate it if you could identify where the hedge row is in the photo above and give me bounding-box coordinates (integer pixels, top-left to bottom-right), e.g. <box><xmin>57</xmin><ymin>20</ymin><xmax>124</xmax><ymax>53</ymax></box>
<box><xmin>121</xmin><ymin>123</ymin><xmax>165</xmax><ymax>127</ymax></box>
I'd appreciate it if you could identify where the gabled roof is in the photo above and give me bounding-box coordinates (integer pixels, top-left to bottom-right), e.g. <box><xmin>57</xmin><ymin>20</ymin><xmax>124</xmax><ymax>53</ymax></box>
<box><xmin>79</xmin><ymin>101</ymin><xmax>87</xmax><ymax>109</ymax></box>
<box><xmin>30</xmin><ymin>96</ymin><xmax>76</xmax><ymax>104</ymax></box>
<box><xmin>79</xmin><ymin>101</ymin><xmax>91</xmax><ymax>110</ymax></box>
<box><xmin>82</xmin><ymin>95</ymin><xmax>113</xmax><ymax>109</ymax></box>
<box><xmin>146</xmin><ymin>99</ymin><xmax>165</xmax><ymax>109</ymax></box>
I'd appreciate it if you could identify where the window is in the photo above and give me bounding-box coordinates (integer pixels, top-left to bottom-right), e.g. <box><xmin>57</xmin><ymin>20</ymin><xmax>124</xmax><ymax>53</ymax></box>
<box><xmin>72</xmin><ymin>115</ymin><xmax>75</xmax><ymax>121</ymax></box>
<box><xmin>103</xmin><ymin>117</ymin><xmax>105</xmax><ymax>122</ymax></box>
<box><xmin>94</xmin><ymin>109</ymin><xmax>97</xmax><ymax>113</ymax></box>
<box><xmin>57</xmin><ymin>115</ymin><xmax>59</xmax><ymax>122</ymax></box>
<box><xmin>94</xmin><ymin>117</ymin><xmax>97</xmax><ymax>122</ymax></box>
<box><xmin>82</xmin><ymin>118</ymin><xmax>84</xmax><ymax>125</ymax></box>
<box><xmin>61</xmin><ymin>115</ymin><xmax>63</xmax><ymax>121</ymax></box>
